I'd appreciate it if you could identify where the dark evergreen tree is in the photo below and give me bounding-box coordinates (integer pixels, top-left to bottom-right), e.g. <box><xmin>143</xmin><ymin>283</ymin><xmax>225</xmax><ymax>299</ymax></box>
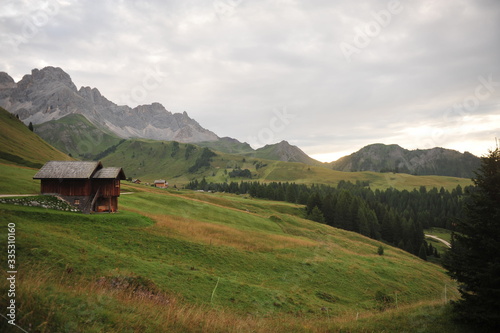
<box><xmin>199</xmin><ymin>177</ymin><xmax>207</xmax><ymax>190</ymax></box>
<box><xmin>444</xmin><ymin>148</ymin><xmax>500</xmax><ymax>328</ymax></box>
<box><xmin>285</xmin><ymin>184</ymin><xmax>297</xmax><ymax>203</ymax></box>
<box><xmin>433</xmin><ymin>247</ymin><xmax>440</xmax><ymax>258</ymax></box>
<box><xmin>418</xmin><ymin>243</ymin><xmax>427</xmax><ymax>261</ymax></box>
<box><xmin>28</xmin><ymin>121</ymin><xmax>34</xmax><ymax>131</ymax></box>
<box><xmin>321</xmin><ymin>193</ymin><xmax>335</xmax><ymax>226</ymax></box>
<box><xmin>308</xmin><ymin>206</ymin><xmax>325</xmax><ymax>223</ymax></box>
<box><xmin>357</xmin><ymin>207</ymin><xmax>370</xmax><ymax>237</ymax></box>
<box><xmin>306</xmin><ymin>192</ymin><xmax>322</xmax><ymax>214</ymax></box>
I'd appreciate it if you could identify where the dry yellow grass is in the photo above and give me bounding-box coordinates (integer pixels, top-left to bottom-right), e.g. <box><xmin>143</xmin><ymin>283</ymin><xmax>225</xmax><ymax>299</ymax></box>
<box><xmin>135</xmin><ymin>211</ymin><xmax>317</xmax><ymax>252</ymax></box>
<box><xmin>13</xmin><ymin>266</ymin><xmax>455</xmax><ymax>333</ymax></box>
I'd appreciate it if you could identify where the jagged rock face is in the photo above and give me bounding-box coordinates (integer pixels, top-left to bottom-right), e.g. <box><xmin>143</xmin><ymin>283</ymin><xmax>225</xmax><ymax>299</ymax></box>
<box><xmin>0</xmin><ymin>72</ymin><xmax>16</xmax><ymax>89</ymax></box>
<box><xmin>0</xmin><ymin>66</ymin><xmax>218</xmax><ymax>143</ymax></box>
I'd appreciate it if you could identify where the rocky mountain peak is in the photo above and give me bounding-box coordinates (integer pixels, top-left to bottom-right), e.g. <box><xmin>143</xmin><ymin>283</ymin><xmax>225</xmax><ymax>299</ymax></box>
<box><xmin>78</xmin><ymin>86</ymin><xmax>113</xmax><ymax>106</ymax></box>
<box><xmin>277</xmin><ymin>140</ymin><xmax>290</xmax><ymax>146</ymax></box>
<box><xmin>0</xmin><ymin>66</ymin><xmax>219</xmax><ymax>143</ymax></box>
<box><xmin>0</xmin><ymin>72</ymin><xmax>16</xmax><ymax>89</ymax></box>
<box><xmin>22</xmin><ymin>66</ymin><xmax>77</xmax><ymax>91</ymax></box>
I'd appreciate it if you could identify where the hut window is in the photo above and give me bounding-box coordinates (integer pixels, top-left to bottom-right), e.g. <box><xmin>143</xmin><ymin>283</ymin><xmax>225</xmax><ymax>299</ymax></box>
<box><xmin>115</xmin><ymin>180</ymin><xmax>120</xmax><ymax>188</ymax></box>
<box><xmin>74</xmin><ymin>199</ymin><xmax>80</xmax><ymax>205</ymax></box>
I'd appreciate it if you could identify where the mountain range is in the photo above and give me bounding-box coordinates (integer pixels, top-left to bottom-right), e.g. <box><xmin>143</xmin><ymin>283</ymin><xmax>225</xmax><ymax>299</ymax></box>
<box><xmin>329</xmin><ymin>143</ymin><xmax>481</xmax><ymax>178</ymax></box>
<box><xmin>0</xmin><ymin>66</ymin><xmax>481</xmax><ymax>178</ymax></box>
<box><xmin>0</xmin><ymin>67</ymin><xmax>218</xmax><ymax>142</ymax></box>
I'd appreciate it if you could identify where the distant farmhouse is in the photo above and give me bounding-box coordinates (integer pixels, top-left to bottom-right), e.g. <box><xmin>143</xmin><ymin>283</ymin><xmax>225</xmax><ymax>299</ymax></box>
<box><xmin>154</xmin><ymin>179</ymin><xmax>168</xmax><ymax>188</ymax></box>
<box><xmin>33</xmin><ymin>161</ymin><xmax>125</xmax><ymax>213</ymax></box>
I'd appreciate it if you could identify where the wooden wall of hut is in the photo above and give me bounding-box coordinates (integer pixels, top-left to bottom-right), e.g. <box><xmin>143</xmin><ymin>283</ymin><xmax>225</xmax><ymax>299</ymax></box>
<box><xmin>40</xmin><ymin>179</ymin><xmax>92</xmax><ymax>196</ymax></box>
<box><xmin>91</xmin><ymin>179</ymin><xmax>120</xmax><ymax>197</ymax></box>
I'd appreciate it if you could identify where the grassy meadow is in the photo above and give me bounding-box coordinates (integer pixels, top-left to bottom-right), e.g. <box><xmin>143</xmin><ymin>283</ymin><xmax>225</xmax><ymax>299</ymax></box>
<box><xmin>0</xmin><ymin>163</ymin><xmax>38</xmax><ymax>194</ymax></box>
<box><xmin>0</xmin><ymin>173</ymin><xmax>466</xmax><ymax>332</ymax></box>
<box><xmin>425</xmin><ymin>228</ymin><xmax>453</xmax><ymax>264</ymax></box>
<box><xmin>34</xmin><ymin>113</ymin><xmax>123</xmax><ymax>160</ymax></box>
<box><xmin>0</xmin><ymin>107</ymin><xmax>72</xmax><ymax>167</ymax></box>
<box><xmin>96</xmin><ymin>137</ymin><xmax>472</xmax><ymax>190</ymax></box>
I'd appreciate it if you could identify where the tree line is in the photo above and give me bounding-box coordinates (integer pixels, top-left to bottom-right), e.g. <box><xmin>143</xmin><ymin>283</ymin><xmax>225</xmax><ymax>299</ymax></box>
<box><xmin>186</xmin><ymin>179</ymin><xmax>468</xmax><ymax>259</ymax></box>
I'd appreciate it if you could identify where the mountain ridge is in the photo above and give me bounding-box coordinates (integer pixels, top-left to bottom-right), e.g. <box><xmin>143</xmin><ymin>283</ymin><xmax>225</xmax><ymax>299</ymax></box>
<box><xmin>0</xmin><ymin>66</ymin><xmax>219</xmax><ymax>143</ymax></box>
<box><xmin>329</xmin><ymin>143</ymin><xmax>480</xmax><ymax>178</ymax></box>
<box><xmin>0</xmin><ymin>66</ymin><xmax>481</xmax><ymax>178</ymax></box>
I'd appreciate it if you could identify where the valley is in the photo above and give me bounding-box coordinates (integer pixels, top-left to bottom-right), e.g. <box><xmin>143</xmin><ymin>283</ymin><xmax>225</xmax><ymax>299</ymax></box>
<box><xmin>0</xmin><ymin>67</ymin><xmax>482</xmax><ymax>332</ymax></box>
<box><xmin>0</xmin><ymin>174</ymin><xmax>465</xmax><ymax>332</ymax></box>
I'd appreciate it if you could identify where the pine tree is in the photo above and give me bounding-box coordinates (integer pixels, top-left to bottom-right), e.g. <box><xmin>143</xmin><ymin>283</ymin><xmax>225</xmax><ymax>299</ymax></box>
<box><xmin>418</xmin><ymin>243</ymin><xmax>427</xmax><ymax>261</ymax></box>
<box><xmin>357</xmin><ymin>207</ymin><xmax>370</xmax><ymax>237</ymax></box>
<box><xmin>285</xmin><ymin>184</ymin><xmax>297</xmax><ymax>203</ymax></box>
<box><xmin>28</xmin><ymin>121</ymin><xmax>34</xmax><ymax>132</ymax></box>
<box><xmin>444</xmin><ymin>148</ymin><xmax>500</xmax><ymax>328</ymax></box>
<box><xmin>308</xmin><ymin>206</ymin><xmax>325</xmax><ymax>223</ymax></box>
<box><xmin>306</xmin><ymin>192</ymin><xmax>322</xmax><ymax>215</ymax></box>
<box><xmin>321</xmin><ymin>193</ymin><xmax>335</xmax><ymax>226</ymax></box>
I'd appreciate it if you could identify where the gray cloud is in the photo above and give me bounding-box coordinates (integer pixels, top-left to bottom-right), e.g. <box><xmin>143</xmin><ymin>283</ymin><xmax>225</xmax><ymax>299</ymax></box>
<box><xmin>1</xmin><ymin>0</ymin><xmax>499</xmax><ymax>161</ymax></box>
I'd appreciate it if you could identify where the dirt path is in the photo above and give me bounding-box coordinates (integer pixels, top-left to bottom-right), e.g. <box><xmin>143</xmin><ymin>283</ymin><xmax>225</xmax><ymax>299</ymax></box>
<box><xmin>0</xmin><ymin>194</ymin><xmax>37</xmax><ymax>198</ymax></box>
<box><xmin>425</xmin><ymin>234</ymin><xmax>451</xmax><ymax>248</ymax></box>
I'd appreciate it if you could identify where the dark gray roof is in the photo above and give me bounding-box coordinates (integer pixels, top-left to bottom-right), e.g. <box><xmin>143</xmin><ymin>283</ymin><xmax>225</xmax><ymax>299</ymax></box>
<box><xmin>33</xmin><ymin>161</ymin><xmax>102</xmax><ymax>179</ymax></box>
<box><xmin>93</xmin><ymin>167</ymin><xmax>126</xmax><ymax>180</ymax></box>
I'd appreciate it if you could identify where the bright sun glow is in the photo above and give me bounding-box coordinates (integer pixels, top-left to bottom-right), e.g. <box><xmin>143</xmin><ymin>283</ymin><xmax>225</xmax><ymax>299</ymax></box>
<box><xmin>311</xmin><ymin>151</ymin><xmax>352</xmax><ymax>163</ymax></box>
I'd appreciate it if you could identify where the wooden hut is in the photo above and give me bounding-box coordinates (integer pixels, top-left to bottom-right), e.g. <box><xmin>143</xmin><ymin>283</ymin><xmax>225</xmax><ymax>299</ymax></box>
<box><xmin>154</xmin><ymin>179</ymin><xmax>168</xmax><ymax>188</ymax></box>
<box><xmin>33</xmin><ymin>161</ymin><xmax>126</xmax><ymax>213</ymax></box>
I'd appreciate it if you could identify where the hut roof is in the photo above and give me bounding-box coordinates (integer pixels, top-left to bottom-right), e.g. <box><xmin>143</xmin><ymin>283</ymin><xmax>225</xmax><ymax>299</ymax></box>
<box><xmin>33</xmin><ymin>161</ymin><xmax>102</xmax><ymax>179</ymax></box>
<box><xmin>93</xmin><ymin>167</ymin><xmax>126</xmax><ymax>180</ymax></box>
<box><xmin>154</xmin><ymin>179</ymin><xmax>166</xmax><ymax>184</ymax></box>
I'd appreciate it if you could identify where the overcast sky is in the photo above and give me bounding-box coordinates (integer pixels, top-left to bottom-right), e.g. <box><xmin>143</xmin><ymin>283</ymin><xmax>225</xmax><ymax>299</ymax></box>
<box><xmin>1</xmin><ymin>0</ymin><xmax>499</xmax><ymax>161</ymax></box>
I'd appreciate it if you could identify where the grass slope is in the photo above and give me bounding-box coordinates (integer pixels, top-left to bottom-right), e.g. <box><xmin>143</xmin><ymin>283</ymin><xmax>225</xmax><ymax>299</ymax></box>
<box><xmin>34</xmin><ymin>113</ymin><xmax>123</xmax><ymax>159</ymax></box>
<box><xmin>248</xmin><ymin>141</ymin><xmax>323</xmax><ymax>166</ymax></box>
<box><xmin>196</xmin><ymin>137</ymin><xmax>254</xmax><ymax>155</ymax></box>
<box><xmin>425</xmin><ymin>227</ymin><xmax>453</xmax><ymax>264</ymax></box>
<box><xmin>99</xmin><ymin>139</ymin><xmax>472</xmax><ymax>191</ymax></box>
<box><xmin>99</xmin><ymin>139</ymin><xmax>216</xmax><ymax>182</ymax></box>
<box><xmin>0</xmin><ymin>107</ymin><xmax>72</xmax><ymax>167</ymax></box>
<box><xmin>206</xmin><ymin>154</ymin><xmax>471</xmax><ymax>191</ymax></box>
<box><xmin>0</xmin><ymin>163</ymin><xmax>38</xmax><ymax>194</ymax></box>
<box><xmin>0</xmin><ymin>179</ymin><xmax>461</xmax><ymax>332</ymax></box>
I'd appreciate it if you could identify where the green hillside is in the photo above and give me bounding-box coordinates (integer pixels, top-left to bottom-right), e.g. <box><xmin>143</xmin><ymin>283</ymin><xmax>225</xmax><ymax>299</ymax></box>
<box><xmin>34</xmin><ymin>113</ymin><xmax>123</xmax><ymax>159</ymax></box>
<box><xmin>330</xmin><ymin>143</ymin><xmax>481</xmax><ymax>178</ymax></box>
<box><xmin>0</xmin><ymin>163</ymin><xmax>38</xmax><ymax>194</ymax></box>
<box><xmin>98</xmin><ymin>139</ymin><xmax>472</xmax><ymax>190</ymax></box>
<box><xmin>197</xmin><ymin>137</ymin><xmax>255</xmax><ymax>154</ymax></box>
<box><xmin>0</xmin><ymin>107</ymin><xmax>72</xmax><ymax>167</ymax></box>
<box><xmin>12</xmin><ymin>111</ymin><xmax>472</xmax><ymax>191</ymax></box>
<box><xmin>248</xmin><ymin>140</ymin><xmax>324</xmax><ymax>166</ymax></box>
<box><xmin>99</xmin><ymin>139</ymin><xmax>219</xmax><ymax>183</ymax></box>
<box><xmin>0</xmin><ymin>180</ymin><xmax>462</xmax><ymax>332</ymax></box>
